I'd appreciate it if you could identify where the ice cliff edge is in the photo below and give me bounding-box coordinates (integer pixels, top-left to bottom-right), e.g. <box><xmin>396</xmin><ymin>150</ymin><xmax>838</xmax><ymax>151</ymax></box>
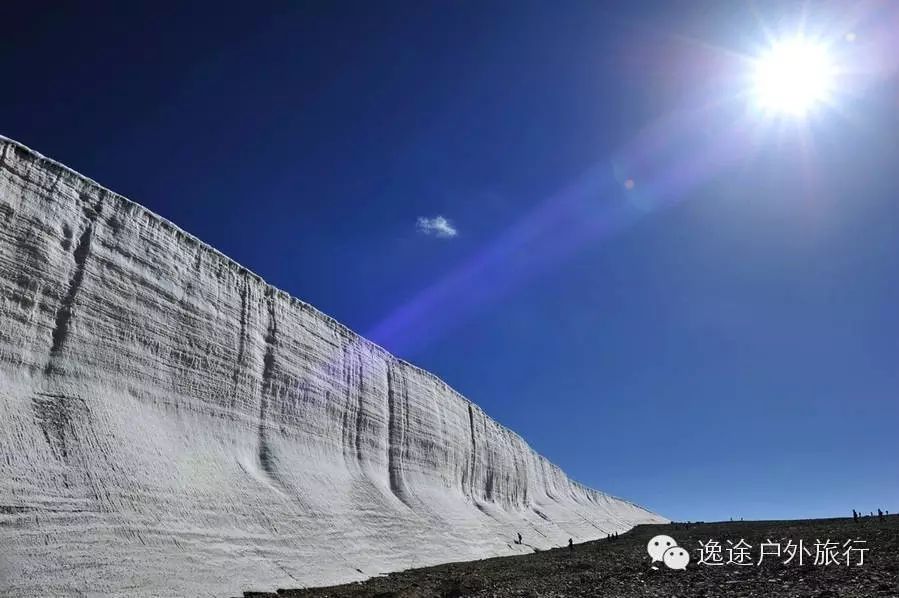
<box><xmin>0</xmin><ymin>136</ymin><xmax>665</xmax><ymax>597</ymax></box>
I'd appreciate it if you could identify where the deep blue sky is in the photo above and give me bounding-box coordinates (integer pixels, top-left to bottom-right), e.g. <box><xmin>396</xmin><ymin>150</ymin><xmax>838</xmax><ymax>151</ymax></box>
<box><xmin>3</xmin><ymin>1</ymin><xmax>897</xmax><ymax>521</ymax></box>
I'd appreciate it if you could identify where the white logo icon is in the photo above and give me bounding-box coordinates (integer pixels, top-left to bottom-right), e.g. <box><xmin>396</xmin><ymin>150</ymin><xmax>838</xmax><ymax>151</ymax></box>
<box><xmin>647</xmin><ymin>534</ymin><xmax>677</xmax><ymax>563</ymax></box>
<box><xmin>663</xmin><ymin>545</ymin><xmax>691</xmax><ymax>570</ymax></box>
<box><xmin>647</xmin><ymin>534</ymin><xmax>689</xmax><ymax>570</ymax></box>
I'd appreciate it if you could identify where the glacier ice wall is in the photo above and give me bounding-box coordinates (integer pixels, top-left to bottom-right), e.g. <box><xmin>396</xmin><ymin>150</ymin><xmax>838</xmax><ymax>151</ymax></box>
<box><xmin>0</xmin><ymin>137</ymin><xmax>665</xmax><ymax>597</ymax></box>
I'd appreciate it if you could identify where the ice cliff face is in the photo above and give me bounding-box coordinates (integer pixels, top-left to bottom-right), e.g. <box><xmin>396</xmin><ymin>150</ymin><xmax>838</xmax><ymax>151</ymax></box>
<box><xmin>0</xmin><ymin>137</ymin><xmax>665</xmax><ymax>597</ymax></box>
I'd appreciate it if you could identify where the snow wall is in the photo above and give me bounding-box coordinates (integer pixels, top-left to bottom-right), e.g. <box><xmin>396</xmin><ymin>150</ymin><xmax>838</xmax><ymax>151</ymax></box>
<box><xmin>0</xmin><ymin>137</ymin><xmax>665</xmax><ymax>597</ymax></box>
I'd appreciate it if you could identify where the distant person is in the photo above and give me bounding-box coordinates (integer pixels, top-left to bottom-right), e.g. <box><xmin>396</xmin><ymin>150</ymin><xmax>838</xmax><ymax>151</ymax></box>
<box><xmin>568</xmin><ymin>538</ymin><xmax>574</xmax><ymax>551</ymax></box>
<box><xmin>853</xmin><ymin>509</ymin><xmax>858</xmax><ymax>523</ymax></box>
<box><xmin>517</xmin><ymin>532</ymin><xmax>522</xmax><ymax>544</ymax></box>
<box><xmin>606</xmin><ymin>533</ymin><xmax>611</xmax><ymax>540</ymax></box>
<box><xmin>878</xmin><ymin>509</ymin><xmax>884</xmax><ymax>521</ymax></box>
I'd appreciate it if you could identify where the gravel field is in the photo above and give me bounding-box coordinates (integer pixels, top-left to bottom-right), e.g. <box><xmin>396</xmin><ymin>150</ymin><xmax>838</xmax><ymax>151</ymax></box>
<box><xmin>237</xmin><ymin>515</ymin><xmax>899</xmax><ymax>597</ymax></box>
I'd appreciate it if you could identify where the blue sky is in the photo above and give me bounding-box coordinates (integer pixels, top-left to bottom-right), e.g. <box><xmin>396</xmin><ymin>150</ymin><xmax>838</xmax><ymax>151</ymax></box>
<box><xmin>3</xmin><ymin>1</ymin><xmax>897</xmax><ymax>521</ymax></box>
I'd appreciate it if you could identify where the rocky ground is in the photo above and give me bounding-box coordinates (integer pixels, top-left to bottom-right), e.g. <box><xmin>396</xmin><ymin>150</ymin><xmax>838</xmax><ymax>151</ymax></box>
<box><xmin>237</xmin><ymin>515</ymin><xmax>898</xmax><ymax>597</ymax></box>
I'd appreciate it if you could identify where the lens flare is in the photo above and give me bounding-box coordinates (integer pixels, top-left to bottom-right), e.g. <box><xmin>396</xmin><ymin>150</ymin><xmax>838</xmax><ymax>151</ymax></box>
<box><xmin>753</xmin><ymin>38</ymin><xmax>835</xmax><ymax>116</ymax></box>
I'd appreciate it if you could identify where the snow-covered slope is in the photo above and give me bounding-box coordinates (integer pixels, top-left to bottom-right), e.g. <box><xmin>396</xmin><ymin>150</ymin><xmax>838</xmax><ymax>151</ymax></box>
<box><xmin>0</xmin><ymin>137</ymin><xmax>665</xmax><ymax>597</ymax></box>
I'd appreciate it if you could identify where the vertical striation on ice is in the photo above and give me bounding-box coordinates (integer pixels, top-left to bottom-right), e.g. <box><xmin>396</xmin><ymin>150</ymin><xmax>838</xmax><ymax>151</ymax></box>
<box><xmin>0</xmin><ymin>136</ymin><xmax>666</xmax><ymax>597</ymax></box>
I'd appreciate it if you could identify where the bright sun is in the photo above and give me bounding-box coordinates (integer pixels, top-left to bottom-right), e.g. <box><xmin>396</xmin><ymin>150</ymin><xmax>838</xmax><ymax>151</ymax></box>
<box><xmin>753</xmin><ymin>38</ymin><xmax>835</xmax><ymax>116</ymax></box>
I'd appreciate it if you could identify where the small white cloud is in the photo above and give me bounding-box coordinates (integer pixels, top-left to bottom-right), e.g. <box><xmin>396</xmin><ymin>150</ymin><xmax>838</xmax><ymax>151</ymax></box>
<box><xmin>416</xmin><ymin>215</ymin><xmax>458</xmax><ymax>238</ymax></box>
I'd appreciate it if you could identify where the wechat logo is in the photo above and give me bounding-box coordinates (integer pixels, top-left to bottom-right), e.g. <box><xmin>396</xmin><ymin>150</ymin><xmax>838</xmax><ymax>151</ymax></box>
<box><xmin>647</xmin><ymin>534</ymin><xmax>690</xmax><ymax>570</ymax></box>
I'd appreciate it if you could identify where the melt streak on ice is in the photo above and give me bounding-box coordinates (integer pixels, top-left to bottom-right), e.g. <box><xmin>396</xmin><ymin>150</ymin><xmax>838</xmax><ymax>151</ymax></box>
<box><xmin>0</xmin><ymin>137</ymin><xmax>665</xmax><ymax>597</ymax></box>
